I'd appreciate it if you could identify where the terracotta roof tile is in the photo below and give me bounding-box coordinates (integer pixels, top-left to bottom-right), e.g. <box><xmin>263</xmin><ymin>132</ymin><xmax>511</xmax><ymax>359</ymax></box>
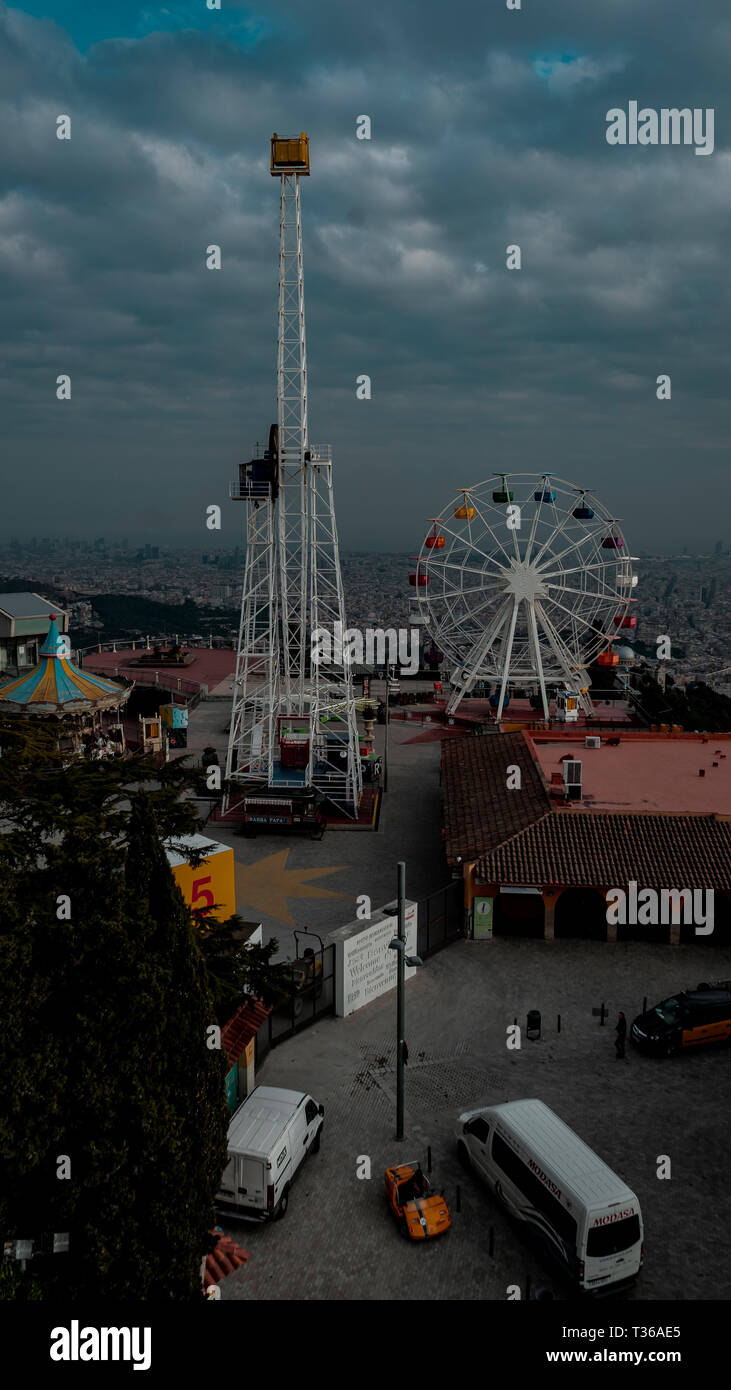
<box><xmin>221</xmin><ymin>998</ymin><xmax>271</xmax><ymax>1068</ymax></box>
<box><xmin>204</xmin><ymin>1230</ymin><xmax>248</xmax><ymax>1289</ymax></box>
<box><xmin>441</xmin><ymin>731</ymin><xmax>551</xmax><ymax>866</ymax></box>
<box><xmin>476</xmin><ymin>811</ymin><xmax>731</xmax><ymax>890</ymax></box>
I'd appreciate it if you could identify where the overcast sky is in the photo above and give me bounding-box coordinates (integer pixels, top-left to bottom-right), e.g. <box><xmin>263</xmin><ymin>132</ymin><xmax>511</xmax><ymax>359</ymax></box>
<box><xmin>1</xmin><ymin>0</ymin><xmax>729</xmax><ymax>554</ymax></box>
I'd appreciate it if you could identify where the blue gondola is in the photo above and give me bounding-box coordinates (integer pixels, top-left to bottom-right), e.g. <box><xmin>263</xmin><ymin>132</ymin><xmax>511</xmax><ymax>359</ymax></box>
<box><xmin>534</xmin><ymin>489</ymin><xmax>556</xmax><ymax>503</ymax></box>
<box><xmin>573</xmin><ymin>504</ymin><xmax>594</xmax><ymax>519</ymax></box>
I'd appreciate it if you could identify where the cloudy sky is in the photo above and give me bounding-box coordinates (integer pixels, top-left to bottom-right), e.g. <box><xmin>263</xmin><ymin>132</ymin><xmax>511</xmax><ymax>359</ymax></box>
<box><xmin>1</xmin><ymin>0</ymin><xmax>729</xmax><ymax>554</ymax></box>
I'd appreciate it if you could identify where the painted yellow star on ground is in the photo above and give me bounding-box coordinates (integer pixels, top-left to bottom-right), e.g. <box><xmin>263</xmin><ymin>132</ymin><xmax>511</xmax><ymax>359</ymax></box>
<box><xmin>234</xmin><ymin>850</ymin><xmax>350</xmax><ymax>928</ymax></box>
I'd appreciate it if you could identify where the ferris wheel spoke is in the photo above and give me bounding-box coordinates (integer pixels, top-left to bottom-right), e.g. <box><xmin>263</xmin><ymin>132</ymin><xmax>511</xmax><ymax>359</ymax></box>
<box><xmin>526</xmin><ymin>600</ymin><xmax>549</xmax><ymax>720</ymax></box>
<box><xmin>468</xmin><ymin>497</ymin><xmax>519</xmax><ymax>568</ymax></box>
<box><xmin>530</xmin><ymin>497</ymin><xmax>590</xmax><ymax>569</ymax></box>
<box><xmin>430</xmin><ymin>554</ymin><xmax>509</xmax><ymax>582</ymax></box>
<box><xmin>522</xmin><ymin>475</ymin><xmax>549</xmax><ymax>565</ymax></box>
<box><xmin>432</xmin><ymin>568</ymin><xmax>506</xmax><ymax>592</ymax></box>
<box><xmin>445</xmin><ymin>597</ymin><xmax>512</xmax><ymax>714</ymax></box>
<box><xmin>495</xmin><ymin>598</ymin><xmax>520</xmax><ymax>720</ymax></box>
<box><xmin>534</xmin><ymin>601</ymin><xmax>591</xmax><ymax>693</ymax></box>
<box><xmin>542</xmin><ymin>593</ymin><xmax>609</xmax><ymax>641</ymax></box>
<box><xmin>539</xmin><ymin>557</ymin><xmax>627</xmax><ymax>580</ymax></box>
<box><xmin>535</xmin><ymin>529</ymin><xmax>613</xmax><ymax>571</ymax></box>
<box><xmin>543</xmin><ymin>580</ymin><xmax>627</xmax><ymax>604</ymax></box>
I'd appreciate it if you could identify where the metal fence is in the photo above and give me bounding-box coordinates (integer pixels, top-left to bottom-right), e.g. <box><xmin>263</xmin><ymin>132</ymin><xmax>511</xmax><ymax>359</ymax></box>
<box><xmin>256</xmin><ymin>881</ymin><xmax>464</xmax><ymax>1059</ymax></box>
<box><xmin>256</xmin><ymin>943</ymin><xmax>336</xmax><ymax>1061</ymax></box>
<box><xmin>417</xmin><ymin>879</ymin><xmax>465</xmax><ymax>957</ymax></box>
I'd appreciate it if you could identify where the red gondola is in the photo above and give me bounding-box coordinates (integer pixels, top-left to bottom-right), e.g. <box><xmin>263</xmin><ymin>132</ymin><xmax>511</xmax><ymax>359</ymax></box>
<box><xmin>425</xmin><ymin>525</ymin><xmax>445</xmax><ymax>550</ymax></box>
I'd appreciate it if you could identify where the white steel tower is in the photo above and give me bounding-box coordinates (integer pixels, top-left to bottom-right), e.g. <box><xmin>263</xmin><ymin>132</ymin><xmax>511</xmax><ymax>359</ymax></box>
<box><xmin>225</xmin><ymin>133</ymin><xmax>362</xmax><ymax>817</ymax></box>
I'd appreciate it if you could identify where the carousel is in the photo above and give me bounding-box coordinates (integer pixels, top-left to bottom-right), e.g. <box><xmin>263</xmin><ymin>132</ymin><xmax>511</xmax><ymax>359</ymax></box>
<box><xmin>0</xmin><ymin>615</ymin><xmax>132</xmax><ymax>758</ymax></box>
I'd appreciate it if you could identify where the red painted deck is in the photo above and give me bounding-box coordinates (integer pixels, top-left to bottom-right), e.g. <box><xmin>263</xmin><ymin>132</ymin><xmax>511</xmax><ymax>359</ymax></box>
<box><xmin>84</xmin><ymin>647</ymin><xmax>236</xmax><ymax>691</ymax></box>
<box><xmin>529</xmin><ymin>733</ymin><xmax>731</xmax><ymax>816</ymax></box>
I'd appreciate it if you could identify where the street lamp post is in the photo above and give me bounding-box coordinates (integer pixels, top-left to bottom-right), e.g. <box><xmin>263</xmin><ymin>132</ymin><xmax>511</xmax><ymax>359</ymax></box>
<box><xmin>383</xmin><ymin>667</ymin><xmax>390</xmax><ymax>793</ymax></box>
<box><xmin>389</xmin><ymin>860</ymin><xmax>423</xmax><ymax>1142</ymax></box>
<box><xmin>396</xmin><ymin>860</ymin><xmax>406</xmax><ymax>1139</ymax></box>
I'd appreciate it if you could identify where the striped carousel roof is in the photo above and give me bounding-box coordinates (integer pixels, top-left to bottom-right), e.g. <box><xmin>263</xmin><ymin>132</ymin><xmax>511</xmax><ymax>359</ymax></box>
<box><xmin>0</xmin><ymin>617</ymin><xmax>130</xmax><ymax>715</ymax></box>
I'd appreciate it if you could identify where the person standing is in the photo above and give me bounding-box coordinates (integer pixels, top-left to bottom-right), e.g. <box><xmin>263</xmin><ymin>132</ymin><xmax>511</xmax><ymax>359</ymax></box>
<box><xmin>615</xmin><ymin>1010</ymin><xmax>627</xmax><ymax>1060</ymax></box>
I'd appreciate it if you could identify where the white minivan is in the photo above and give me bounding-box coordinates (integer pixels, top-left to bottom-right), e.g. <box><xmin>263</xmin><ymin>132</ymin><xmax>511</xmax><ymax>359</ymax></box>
<box><xmin>217</xmin><ymin>1085</ymin><xmax>324</xmax><ymax>1221</ymax></box>
<box><xmin>456</xmin><ymin>1099</ymin><xmax>643</xmax><ymax>1293</ymax></box>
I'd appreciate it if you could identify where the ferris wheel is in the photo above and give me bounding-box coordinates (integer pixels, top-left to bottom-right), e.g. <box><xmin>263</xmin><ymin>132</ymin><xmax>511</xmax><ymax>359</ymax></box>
<box><xmin>410</xmin><ymin>472</ymin><xmax>638</xmax><ymax>720</ymax></box>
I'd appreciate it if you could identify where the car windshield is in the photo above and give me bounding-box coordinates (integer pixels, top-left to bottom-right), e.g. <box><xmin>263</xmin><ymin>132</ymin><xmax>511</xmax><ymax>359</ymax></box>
<box><xmin>587</xmin><ymin>1215</ymin><xmax>641</xmax><ymax>1259</ymax></box>
<box><xmin>654</xmin><ymin>996</ymin><xmax>685</xmax><ymax>1024</ymax></box>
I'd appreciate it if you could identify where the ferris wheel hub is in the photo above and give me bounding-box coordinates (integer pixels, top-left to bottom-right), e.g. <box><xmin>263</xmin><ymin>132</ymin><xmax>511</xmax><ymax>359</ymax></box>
<box><xmin>503</xmin><ymin>560</ymin><xmax>548</xmax><ymax>602</ymax></box>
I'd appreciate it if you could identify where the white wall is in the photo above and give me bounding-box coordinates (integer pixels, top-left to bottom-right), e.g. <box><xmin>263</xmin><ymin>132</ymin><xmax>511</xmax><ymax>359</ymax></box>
<box><xmin>330</xmin><ymin>902</ymin><xmax>418</xmax><ymax>1017</ymax></box>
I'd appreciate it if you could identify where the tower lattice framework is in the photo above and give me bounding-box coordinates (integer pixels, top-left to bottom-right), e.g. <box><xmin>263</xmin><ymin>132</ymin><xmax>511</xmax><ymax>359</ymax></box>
<box><xmin>225</xmin><ymin>135</ymin><xmax>362</xmax><ymax>816</ymax></box>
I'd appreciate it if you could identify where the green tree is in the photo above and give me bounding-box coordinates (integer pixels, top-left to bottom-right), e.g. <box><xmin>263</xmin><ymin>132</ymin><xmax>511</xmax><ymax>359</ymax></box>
<box><xmin>0</xmin><ymin>724</ymin><xmax>230</xmax><ymax>1299</ymax></box>
<box><xmin>197</xmin><ymin>916</ymin><xmax>287</xmax><ymax>1018</ymax></box>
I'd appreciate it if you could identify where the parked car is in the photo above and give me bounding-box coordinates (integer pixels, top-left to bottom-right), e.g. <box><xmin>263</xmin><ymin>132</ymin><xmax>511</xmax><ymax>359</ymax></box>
<box><xmin>631</xmin><ymin>986</ymin><xmax>731</xmax><ymax>1056</ymax></box>
<box><xmin>384</xmin><ymin>1162</ymin><xmax>451</xmax><ymax>1240</ymax></box>
<box><xmin>216</xmin><ymin>1086</ymin><xmax>324</xmax><ymax>1221</ymax></box>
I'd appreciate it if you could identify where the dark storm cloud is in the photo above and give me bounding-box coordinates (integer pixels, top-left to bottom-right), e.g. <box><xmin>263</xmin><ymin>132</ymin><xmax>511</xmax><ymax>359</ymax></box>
<box><xmin>0</xmin><ymin>0</ymin><xmax>729</xmax><ymax>550</ymax></box>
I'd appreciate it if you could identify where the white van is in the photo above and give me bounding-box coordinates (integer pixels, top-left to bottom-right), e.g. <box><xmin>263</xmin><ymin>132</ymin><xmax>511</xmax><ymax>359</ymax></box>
<box><xmin>217</xmin><ymin>1085</ymin><xmax>324</xmax><ymax>1221</ymax></box>
<box><xmin>456</xmin><ymin>1099</ymin><xmax>643</xmax><ymax>1293</ymax></box>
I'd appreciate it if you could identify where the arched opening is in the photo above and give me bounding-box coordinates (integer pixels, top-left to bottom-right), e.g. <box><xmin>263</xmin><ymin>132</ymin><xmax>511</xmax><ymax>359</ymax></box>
<box><xmin>554</xmin><ymin>887</ymin><xmax>608</xmax><ymax>940</ymax></box>
<box><xmin>616</xmin><ymin>907</ymin><xmax>670</xmax><ymax>945</ymax></box>
<box><xmin>493</xmin><ymin>891</ymin><xmax>544</xmax><ymax>939</ymax></box>
<box><xmin>679</xmin><ymin>890</ymin><xmax>731</xmax><ymax>946</ymax></box>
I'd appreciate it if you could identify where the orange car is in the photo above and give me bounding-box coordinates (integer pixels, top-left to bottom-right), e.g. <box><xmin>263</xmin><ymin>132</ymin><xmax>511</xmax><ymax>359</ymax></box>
<box><xmin>384</xmin><ymin>1162</ymin><xmax>451</xmax><ymax>1240</ymax></box>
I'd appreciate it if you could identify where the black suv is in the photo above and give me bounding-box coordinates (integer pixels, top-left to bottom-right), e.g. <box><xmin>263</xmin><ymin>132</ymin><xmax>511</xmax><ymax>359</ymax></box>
<box><xmin>631</xmin><ymin>987</ymin><xmax>731</xmax><ymax>1056</ymax></box>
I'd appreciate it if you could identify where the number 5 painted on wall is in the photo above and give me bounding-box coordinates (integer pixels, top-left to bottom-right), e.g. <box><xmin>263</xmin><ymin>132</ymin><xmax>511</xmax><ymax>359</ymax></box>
<box><xmin>192</xmin><ymin>875</ymin><xmax>215</xmax><ymax>910</ymax></box>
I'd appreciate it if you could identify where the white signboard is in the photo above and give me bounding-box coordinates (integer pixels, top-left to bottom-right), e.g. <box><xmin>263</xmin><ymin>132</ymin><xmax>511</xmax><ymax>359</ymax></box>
<box><xmin>329</xmin><ymin>901</ymin><xmax>418</xmax><ymax>1017</ymax></box>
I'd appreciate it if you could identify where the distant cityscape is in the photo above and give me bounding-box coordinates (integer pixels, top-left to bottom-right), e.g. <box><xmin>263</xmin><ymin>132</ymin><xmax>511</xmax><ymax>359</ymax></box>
<box><xmin>0</xmin><ymin>537</ymin><xmax>729</xmax><ymax>694</ymax></box>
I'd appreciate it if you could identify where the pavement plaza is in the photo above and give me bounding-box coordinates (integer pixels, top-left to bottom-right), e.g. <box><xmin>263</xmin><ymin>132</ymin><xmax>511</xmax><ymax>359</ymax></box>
<box><xmin>221</xmin><ymin>934</ymin><xmax>731</xmax><ymax>1302</ymax></box>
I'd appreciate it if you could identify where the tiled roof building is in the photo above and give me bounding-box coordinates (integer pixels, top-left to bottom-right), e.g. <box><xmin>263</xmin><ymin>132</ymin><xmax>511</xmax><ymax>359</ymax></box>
<box><xmin>477</xmin><ymin>811</ymin><xmax>731</xmax><ymax>891</ymax></box>
<box><xmin>442</xmin><ymin>731</ymin><xmax>731</xmax><ymax>945</ymax></box>
<box><xmin>442</xmin><ymin>731</ymin><xmax>550</xmax><ymax>867</ymax></box>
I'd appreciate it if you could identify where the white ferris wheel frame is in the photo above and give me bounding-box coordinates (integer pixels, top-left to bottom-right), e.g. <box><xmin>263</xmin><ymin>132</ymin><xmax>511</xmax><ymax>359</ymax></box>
<box><xmin>414</xmin><ymin>472</ymin><xmax>637</xmax><ymax>720</ymax></box>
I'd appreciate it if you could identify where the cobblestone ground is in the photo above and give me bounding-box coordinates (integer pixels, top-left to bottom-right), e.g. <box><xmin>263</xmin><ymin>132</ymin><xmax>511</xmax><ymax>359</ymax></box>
<box><xmin>221</xmin><ymin>935</ymin><xmax>731</xmax><ymax>1302</ymax></box>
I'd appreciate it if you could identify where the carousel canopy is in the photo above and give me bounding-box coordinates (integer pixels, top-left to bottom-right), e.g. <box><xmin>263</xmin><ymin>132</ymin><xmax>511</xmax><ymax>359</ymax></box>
<box><xmin>0</xmin><ymin>616</ymin><xmax>131</xmax><ymax>717</ymax></box>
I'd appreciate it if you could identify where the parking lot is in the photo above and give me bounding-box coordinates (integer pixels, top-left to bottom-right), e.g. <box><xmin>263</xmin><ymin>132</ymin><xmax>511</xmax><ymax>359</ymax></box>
<box><xmin>221</xmin><ymin>934</ymin><xmax>731</xmax><ymax>1301</ymax></box>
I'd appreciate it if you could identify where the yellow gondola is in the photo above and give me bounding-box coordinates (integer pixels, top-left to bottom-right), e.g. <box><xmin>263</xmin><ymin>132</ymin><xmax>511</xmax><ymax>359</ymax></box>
<box><xmin>454</xmin><ymin>491</ymin><xmax>475</xmax><ymax>520</ymax></box>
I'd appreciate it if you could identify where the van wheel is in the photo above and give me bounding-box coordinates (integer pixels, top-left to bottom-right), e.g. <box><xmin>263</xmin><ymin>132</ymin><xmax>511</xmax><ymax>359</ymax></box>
<box><xmin>457</xmin><ymin>1142</ymin><xmax>471</xmax><ymax>1172</ymax></box>
<box><xmin>275</xmin><ymin>1188</ymin><xmax>289</xmax><ymax>1219</ymax></box>
<box><xmin>311</xmin><ymin>1127</ymin><xmax>322</xmax><ymax>1154</ymax></box>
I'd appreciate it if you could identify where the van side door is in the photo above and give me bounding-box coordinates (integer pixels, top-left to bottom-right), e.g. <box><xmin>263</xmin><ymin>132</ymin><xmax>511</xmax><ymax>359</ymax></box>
<box><xmin>464</xmin><ymin>1116</ymin><xmax>491</xmax><ymax>1179</ymax></box>
<box><xmin>304</xmin><ymin>1097</ymin><xmax>321</xmax><ymax>1147</ymax></box>
<box><xmin>238</xmin><ymin>1155</ymin><xmax>265</xmax><ymax>1206</ymax></box>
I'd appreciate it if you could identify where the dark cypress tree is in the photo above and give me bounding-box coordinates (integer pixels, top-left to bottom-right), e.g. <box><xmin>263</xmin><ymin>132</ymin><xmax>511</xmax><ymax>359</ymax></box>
<box><xmin>0</xmin><ymin>726</ymin><xmax>230</xmax><ymax>1300</ymax></box>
